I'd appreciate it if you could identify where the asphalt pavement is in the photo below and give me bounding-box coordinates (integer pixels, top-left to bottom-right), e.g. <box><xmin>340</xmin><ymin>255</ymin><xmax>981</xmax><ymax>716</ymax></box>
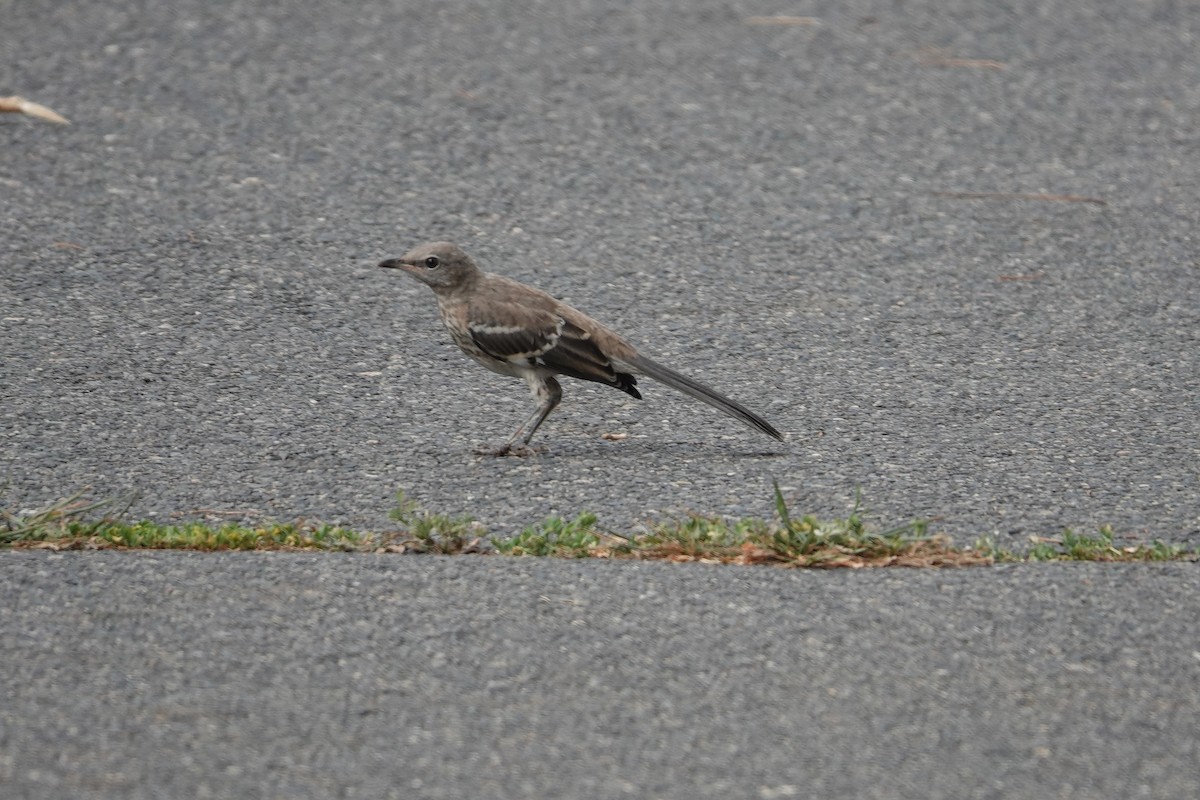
<box><xmin>4</xmin><ymin>552</ymin><xmax>1199</xmax><ymax>800</ymax></box>
<box><xmin>3</xmin><ymin>0</ymin><xmax>1199</xmax><ymax>797</ymax></box>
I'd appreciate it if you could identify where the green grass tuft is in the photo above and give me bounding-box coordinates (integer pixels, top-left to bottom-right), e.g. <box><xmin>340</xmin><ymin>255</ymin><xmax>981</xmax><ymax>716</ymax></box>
<box><xmin>492</xmin><ymin>513</ymin><xmax>602</xmax><ymax>557</ymax></box>
<box><xmin>3</xmin><ymin>486</ymin><xmax>1196</xmax><ymax>566</ymax></box>
<box><xmin>387</xmin><ymin>490</ymin><xmax>483</xmax><ymax>553</ymax></box>
<box><xmin>624</xmin><ymin>482</ymin><xmax>980</xmax><ymax>567</ymax></box>
<box><xmin>974</xmin><ymin>526</ymin><xmax>1192</xmax><ymax>563</ymax></box>
<box><xmin>1</xmin><ymin>491</ymin><xmax>363</xmax><ymax>551</ymax></box>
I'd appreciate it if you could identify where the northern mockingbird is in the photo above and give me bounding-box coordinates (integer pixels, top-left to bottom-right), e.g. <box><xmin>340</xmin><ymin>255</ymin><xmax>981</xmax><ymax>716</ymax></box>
<box><xmin>379</xmin><ymin>241</ymin><xmax>784</xmax><ymax>455</ymax></box>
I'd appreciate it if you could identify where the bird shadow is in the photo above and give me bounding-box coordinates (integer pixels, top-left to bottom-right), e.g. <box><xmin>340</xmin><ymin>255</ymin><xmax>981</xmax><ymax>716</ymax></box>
<box><xmin>467</xmin><ymin>437</ymin><xmax>789</xmax><ymax>462</ymax></box>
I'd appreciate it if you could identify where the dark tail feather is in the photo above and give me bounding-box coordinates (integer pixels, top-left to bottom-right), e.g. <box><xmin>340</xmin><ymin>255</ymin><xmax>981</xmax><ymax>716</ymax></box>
<box><xmin>625</xmin><ymin>354</ymin><xmax>784</xmax><ymax>441</ymax></box>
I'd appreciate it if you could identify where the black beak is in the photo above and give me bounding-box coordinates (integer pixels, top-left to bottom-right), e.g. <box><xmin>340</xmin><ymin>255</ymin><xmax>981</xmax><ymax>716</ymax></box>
<box><xmin>378</xmin><ymin>258</ymin><xmax>405</xmax><ymax>269</ymax></box>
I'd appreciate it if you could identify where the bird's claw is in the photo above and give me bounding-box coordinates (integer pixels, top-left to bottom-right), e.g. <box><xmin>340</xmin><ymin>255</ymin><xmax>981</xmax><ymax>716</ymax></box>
<box><xmin>475</xmin><ymin>443</ymin><xmax>545</xmax><ymax>458</ymax></box>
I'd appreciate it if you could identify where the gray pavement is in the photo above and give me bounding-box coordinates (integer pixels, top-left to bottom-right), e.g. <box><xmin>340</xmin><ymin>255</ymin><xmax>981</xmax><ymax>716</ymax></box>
<box><xmin>4</xmin><ymin>552</ymin><xmax>1200</xmax><ymax>800</ymax></box>
<box><xmin>3</xmin><ymin>0</ymin><xmax>1200</xmax><ymax>797</ymax></box>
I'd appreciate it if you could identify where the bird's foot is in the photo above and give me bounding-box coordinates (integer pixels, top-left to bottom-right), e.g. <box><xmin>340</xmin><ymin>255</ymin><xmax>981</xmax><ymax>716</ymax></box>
<box><xmin>474</xmin><ymin>443</ymin><xmax>545</xmax><ymax>457</ymax></box>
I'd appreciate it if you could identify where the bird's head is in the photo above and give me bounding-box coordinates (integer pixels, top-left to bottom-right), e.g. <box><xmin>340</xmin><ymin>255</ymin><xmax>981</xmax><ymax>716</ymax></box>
<box><xmin>378</xmin><ymin>241</ymin><xmax>479</xmax><ymax>292</ymax></box>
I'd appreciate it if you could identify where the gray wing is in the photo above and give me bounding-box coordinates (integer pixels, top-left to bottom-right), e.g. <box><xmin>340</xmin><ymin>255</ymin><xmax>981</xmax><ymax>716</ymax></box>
<box><xmin>469</xmin><ymin>314</ymin><xmax>641</xmax><ymax>399</ymax></box>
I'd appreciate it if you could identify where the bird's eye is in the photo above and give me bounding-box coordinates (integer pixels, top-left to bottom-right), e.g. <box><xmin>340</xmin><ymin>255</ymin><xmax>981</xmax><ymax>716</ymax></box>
<box><xmin>424</xmin><ymin>256</ymin><xmax>440</xmax><ymax>269</ymax></box>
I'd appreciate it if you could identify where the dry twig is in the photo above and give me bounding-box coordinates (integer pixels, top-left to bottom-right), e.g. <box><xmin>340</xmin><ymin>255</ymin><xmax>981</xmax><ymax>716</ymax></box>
<box><xmin>913</xmin><ymin>48</ymin><xmax>1006</xmax><ymax>70</ymax></box>
<box><xmin>744</xmin><ymin>16</ymin><xmax>821</xmax><ymax>27</ymax></box>
<box><xmin>0</xmin><ymin>95</ymin><xmax>69</xmax><ymax>124</ymax></box>
<box><xmin>932</xmin><ymin>190</ymin><xmax>1107</xmax><ymax>206</ymax></box>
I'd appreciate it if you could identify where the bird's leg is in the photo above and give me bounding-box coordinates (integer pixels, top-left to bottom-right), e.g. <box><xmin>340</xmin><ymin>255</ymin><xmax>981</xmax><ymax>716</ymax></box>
<box><xmin>480</xmin><ymin>375</ymin><xmax>562</xmax><ymax>457</ymax></box>
<box><xmin>518</xmin><ymin>375</ymin><xmax>562</xmax><ymax>446</ymax></box>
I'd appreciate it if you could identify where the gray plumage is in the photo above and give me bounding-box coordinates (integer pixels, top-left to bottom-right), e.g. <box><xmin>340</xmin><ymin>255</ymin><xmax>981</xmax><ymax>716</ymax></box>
<box><xmin>379</xmin><ymin>242</ymin><xmax>783</xmax><ymax>454</ymax></box>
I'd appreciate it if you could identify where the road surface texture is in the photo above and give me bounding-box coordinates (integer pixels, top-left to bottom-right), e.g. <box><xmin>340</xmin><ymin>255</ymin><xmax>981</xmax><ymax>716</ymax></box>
<box><xmin>2</xmin><ymin>0</ymin><xmax>1198</xmax><ymax>798</ymax></box>
<box><xmin>4</xmin><ymin>553</ymin><xmax>1199</xmax><ymax>799</ymax></box>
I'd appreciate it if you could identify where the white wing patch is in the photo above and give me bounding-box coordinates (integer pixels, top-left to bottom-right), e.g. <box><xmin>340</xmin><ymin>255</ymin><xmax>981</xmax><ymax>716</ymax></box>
<box><xmin>468</xmin><ymin>316</ymin><xmax>565</xmax><ymax>362</ymax></box>
<box><xmin>469</xmin><ymin>323</ymin><xmax>526</xmax><ymax>336</ymax></box>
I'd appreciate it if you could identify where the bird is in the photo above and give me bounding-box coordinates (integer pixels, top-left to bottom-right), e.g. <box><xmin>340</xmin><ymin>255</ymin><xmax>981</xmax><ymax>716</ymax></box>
<box><xmin>378</xmin><ymin>241</ymin><xmax>784</xmax><ymax>455</ymax></box>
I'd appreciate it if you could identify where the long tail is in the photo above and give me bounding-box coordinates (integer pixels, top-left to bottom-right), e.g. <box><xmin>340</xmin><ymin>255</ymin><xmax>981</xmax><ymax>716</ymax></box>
<box><xmin>624</xmin><ymin>353</ymin><xmax>784</xmax><ymax>441</ymax></box>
